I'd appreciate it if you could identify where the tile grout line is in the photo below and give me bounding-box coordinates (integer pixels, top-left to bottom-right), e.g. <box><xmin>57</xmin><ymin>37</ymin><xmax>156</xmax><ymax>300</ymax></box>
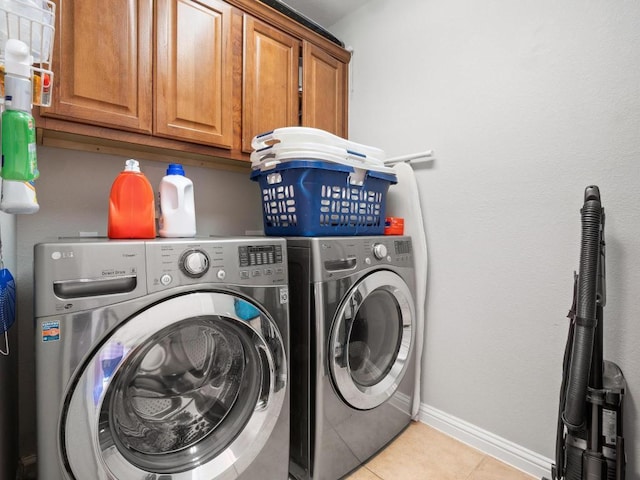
<box><xmin>365</xmin><ymin>466</ymin><xmax>385</xmax><ymax>479</ymax></box>
<box><xmin>463</xmin><ymin>455</ymin><xmax>490</xmax><ymax>479</ymax></box>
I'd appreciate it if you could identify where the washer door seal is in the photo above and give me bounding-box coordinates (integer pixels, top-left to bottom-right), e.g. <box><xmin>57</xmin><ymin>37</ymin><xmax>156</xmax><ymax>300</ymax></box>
<box><xmin>329</xmin><ymin>270</ymin><xmax>414</xmax><ymax>410</ymax></box>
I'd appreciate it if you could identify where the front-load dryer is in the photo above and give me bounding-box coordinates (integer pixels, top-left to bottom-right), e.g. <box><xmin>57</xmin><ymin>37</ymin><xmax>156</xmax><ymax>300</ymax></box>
<box><xmin>34</xmin><ymin>237</ymin><xmax>289</xmax><ymax>480</ymax></box>
<box><xmin>287</xmin><ymin>236</ymin><xmax>416</xmax><ymax>480</ymax></box>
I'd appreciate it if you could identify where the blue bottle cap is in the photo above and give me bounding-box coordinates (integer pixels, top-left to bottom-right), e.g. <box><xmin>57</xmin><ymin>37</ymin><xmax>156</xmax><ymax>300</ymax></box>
<box><xmin>166</xmin><ymin>164</ymin><xmax>185</xmax><ymax>176</ymax></box>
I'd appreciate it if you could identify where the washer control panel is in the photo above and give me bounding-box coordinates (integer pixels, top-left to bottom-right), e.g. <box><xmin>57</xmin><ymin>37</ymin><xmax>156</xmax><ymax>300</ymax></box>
<box><xmin>239</xmin><ymin>244</ymin><xmax>283</xmax><ymax>267</ymax></box>
<box><xmin>34</xmin><ymin>238</ymin><xmax>288</xmax><ymax>316</ymax></box>
<box><xmin>146</xmin><ymin>238</ymin><xmax>287</xmax><ymax>292</ymax></box>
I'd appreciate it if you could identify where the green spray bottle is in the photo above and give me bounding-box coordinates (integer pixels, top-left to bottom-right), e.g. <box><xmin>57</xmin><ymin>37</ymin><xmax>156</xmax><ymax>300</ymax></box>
<box><xmin>1</xmin><ymin>39</ymin><xmax>39</xmax><ymax>182</ymax></box>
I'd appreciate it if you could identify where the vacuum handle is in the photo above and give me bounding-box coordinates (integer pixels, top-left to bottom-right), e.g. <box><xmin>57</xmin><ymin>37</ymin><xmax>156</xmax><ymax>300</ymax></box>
<box><xmin>584</xmin><ymin>185</ymin><xmax>601</xmax><ymax>203</ymax></box>
<box><xmin>563</xmin><ymin>186</ymin><xmax>603</xmax><ymax>430</ymax></box>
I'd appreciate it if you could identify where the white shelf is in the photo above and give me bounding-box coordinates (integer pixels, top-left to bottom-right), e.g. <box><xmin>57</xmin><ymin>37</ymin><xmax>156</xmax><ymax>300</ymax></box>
<box><xmin>0</xmin><ymin>0</ymin><xmax>55</xmax><ymax>107</ymax></box>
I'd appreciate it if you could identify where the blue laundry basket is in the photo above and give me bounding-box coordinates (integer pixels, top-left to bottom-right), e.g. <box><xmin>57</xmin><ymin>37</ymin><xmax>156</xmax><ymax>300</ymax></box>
<box><xmin>250</xmin><ymin>160</ymin><xmax>397</xmax><ymax>236</ymax></box>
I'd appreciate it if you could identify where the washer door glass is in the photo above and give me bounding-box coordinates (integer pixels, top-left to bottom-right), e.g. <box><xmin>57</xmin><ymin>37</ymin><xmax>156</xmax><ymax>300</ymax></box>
<box><xmin>62</xmin><ymin>291</ymin><xmax>286</xmax><ymax>480</ymax></box>
<box><xmin>104</xmin><ymin>317</ymin><xmax>260</xmax><ymax>466</ymax></box>
<box><xmin>330</xmin><ymin>271</ymin><xmax>414</xmax><ymax>410</ymax></box>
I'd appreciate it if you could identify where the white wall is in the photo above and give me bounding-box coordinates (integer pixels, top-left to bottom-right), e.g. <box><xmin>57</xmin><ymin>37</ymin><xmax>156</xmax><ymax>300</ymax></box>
<box><xmin>332</xmin><ymin>0</ymin><xmax>640</xmax><ymax>476</ymax></box>
<box><xmin>16</xmin><ymin>146</ymin><xmax>262</xmax><ymax>454</ymax></box>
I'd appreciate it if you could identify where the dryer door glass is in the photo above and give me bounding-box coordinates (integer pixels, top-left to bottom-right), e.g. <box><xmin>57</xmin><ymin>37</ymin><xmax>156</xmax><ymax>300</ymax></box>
<box><xmin>62</xmin><ymin>292</ymin><xmax>287</xmax><ymax>480</ymax></box>
<box><xmin>330</xmin><ymin>271</ymin><xmax>414</xmax><ymax>410</ymax></box>
<box><xmin>348</xmin><ymin>289</ymin><xmax>402</xmax><ymax>387</ymax></box>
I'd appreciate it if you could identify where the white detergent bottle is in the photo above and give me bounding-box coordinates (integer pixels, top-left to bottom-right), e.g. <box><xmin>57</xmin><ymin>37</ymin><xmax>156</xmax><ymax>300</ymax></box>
<box><xmin>0</xmin><ymin>179</ymin><xmax>39</xmax><ymax>214</ymax></box>
<box><xmin>158</xmin><ymin>163</ymin><xmax>196</xmax><ymax>237</ymax></box>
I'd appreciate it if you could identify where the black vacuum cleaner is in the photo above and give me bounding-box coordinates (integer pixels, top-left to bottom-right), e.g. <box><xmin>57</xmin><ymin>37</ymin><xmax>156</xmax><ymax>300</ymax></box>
<box><xmin>545</xmin><ymin>186</ymin><xmax>626</xmax><ymax>480</ymax></box>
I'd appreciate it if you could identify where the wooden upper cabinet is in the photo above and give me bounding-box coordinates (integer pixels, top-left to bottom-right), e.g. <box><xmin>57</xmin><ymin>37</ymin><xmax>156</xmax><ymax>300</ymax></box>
<box><xmin>155</xmin><ymin>0</ymin><xmax>236</xmax><ymax>148</ymax></box>
<box><xmin>41</xmin><ymin>0</ymin><xmax>153</xmax><ymax>133</ymax></box>
<box><xmin>302</xmin><ymin>40</ymin><xmax>348</xmax><ymax>138</ymax></box>
<box><xmin>243</xmin><ymin>15</ymin><xmax>300</xmax><ymax>152</ymax></box>
<box><xmin>38</xmin><ymin>0</ymin><xmax>349</xmax><ymax>162</ymax></box>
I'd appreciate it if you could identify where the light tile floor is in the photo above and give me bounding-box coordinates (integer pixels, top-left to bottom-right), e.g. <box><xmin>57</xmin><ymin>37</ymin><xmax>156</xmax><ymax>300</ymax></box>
<box><xmin>346</xmin><ymin>422</ymin><xmax>536</xmax><ymax>480</ymax></box>
<box><xmin>20</xmin><ymin>422</ymin><xmax>536</xmax><ymax>480</ymax></box>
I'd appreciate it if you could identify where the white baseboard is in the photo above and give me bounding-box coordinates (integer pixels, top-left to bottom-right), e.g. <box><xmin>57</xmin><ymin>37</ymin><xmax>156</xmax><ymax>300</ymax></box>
<box><xmin>419</xmin><ymin>403</ymin><xmax>553</xmax><ymax>479</ymax></box>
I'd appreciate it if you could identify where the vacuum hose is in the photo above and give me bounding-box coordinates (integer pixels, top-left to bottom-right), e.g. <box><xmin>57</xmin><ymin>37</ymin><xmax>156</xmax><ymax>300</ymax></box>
<box><xmin>562</xmin><ymin>186</ymin><xmax>602</xmax><ymax>431</ymax></box>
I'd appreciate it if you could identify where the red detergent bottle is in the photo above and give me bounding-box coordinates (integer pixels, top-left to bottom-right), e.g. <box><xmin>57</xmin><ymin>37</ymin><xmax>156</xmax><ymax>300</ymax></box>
<box><xmin>108</xmin><ymin>159</ymin><xmax>156</xmax><ymax>239</ymax></box>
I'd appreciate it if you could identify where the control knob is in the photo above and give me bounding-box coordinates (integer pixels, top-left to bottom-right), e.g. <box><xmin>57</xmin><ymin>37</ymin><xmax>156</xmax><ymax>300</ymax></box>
<box><xmin>372</xmin><ymin>243</ymin><xmax>388</xmax><ymax>260</ymax></box>
<box><xmin>180</xmin><ymin>250</ymin><xmax>210</xmax><ymax>278</ymax></box>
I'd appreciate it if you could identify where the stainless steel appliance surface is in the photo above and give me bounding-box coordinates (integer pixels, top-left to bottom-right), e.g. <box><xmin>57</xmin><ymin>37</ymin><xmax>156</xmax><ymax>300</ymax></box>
<box><xmin>34</xmin><ymin>237</ymin><xmax>289</xmax><ymax>480</ymax></box>
<box><xmin>287</xmin><ymin>236</ymin><xmax>416</xmax><ymax>480</ymax></box>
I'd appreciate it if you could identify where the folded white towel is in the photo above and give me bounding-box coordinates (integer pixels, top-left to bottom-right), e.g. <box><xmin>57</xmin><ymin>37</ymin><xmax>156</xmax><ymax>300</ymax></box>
<box><xmin>386</xmin><ymin>162</ymin><xmax>428</xmax><ymax>420</ymax></box>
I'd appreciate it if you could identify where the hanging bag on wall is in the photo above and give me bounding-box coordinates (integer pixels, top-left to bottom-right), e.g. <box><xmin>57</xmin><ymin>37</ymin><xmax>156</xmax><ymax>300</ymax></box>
<box><xmin>0</xmin><ymin>224</ymin><xmax>16</xmax><ymax>356</ymax></box>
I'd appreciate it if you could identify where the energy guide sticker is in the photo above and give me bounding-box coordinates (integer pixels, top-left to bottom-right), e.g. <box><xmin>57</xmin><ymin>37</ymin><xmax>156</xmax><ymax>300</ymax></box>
<box><xmin>42</xmin><ymin>321</ymin><xmax>60</xmax><ymax>342</ymax></box>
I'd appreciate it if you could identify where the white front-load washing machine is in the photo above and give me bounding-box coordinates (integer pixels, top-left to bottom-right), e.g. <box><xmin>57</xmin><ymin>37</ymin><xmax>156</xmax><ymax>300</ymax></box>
<box><xmin>287</xmin><ymin>236</ymin><xmax>416</xmax><ymax>480</ymax></box>
<box><xmin>34</xmin><ymin>237</ymin><xmax>289</xmax><ymax>480</ymax></box>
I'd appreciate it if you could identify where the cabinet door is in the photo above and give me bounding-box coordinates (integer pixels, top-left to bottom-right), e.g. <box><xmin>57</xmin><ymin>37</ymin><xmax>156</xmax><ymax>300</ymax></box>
<box><xmin>155</xmin><ymin>0</ymin><xmax>235</xmax><ymax>148</ymax></box>
<box><xmin>302</xmin><ymin>41</ymin><xmax>348</xmax><ymax>138</ymax></box>
<box><xmin>243</xmin><ymin>16</ymin><xmax>300</xmax><ymax>152</ymax></box>
<box><xmin>41</xmin><ymin>0</ymin><xmax>153</xmax><ymax>133</ymax></box>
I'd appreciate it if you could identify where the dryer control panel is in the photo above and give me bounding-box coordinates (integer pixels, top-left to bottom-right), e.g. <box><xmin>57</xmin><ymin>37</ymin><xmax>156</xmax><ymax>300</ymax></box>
<box><xmin>287</xmin><ymin>235</ymin><xmax>414</xmax><ymax>283</ymax></box>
